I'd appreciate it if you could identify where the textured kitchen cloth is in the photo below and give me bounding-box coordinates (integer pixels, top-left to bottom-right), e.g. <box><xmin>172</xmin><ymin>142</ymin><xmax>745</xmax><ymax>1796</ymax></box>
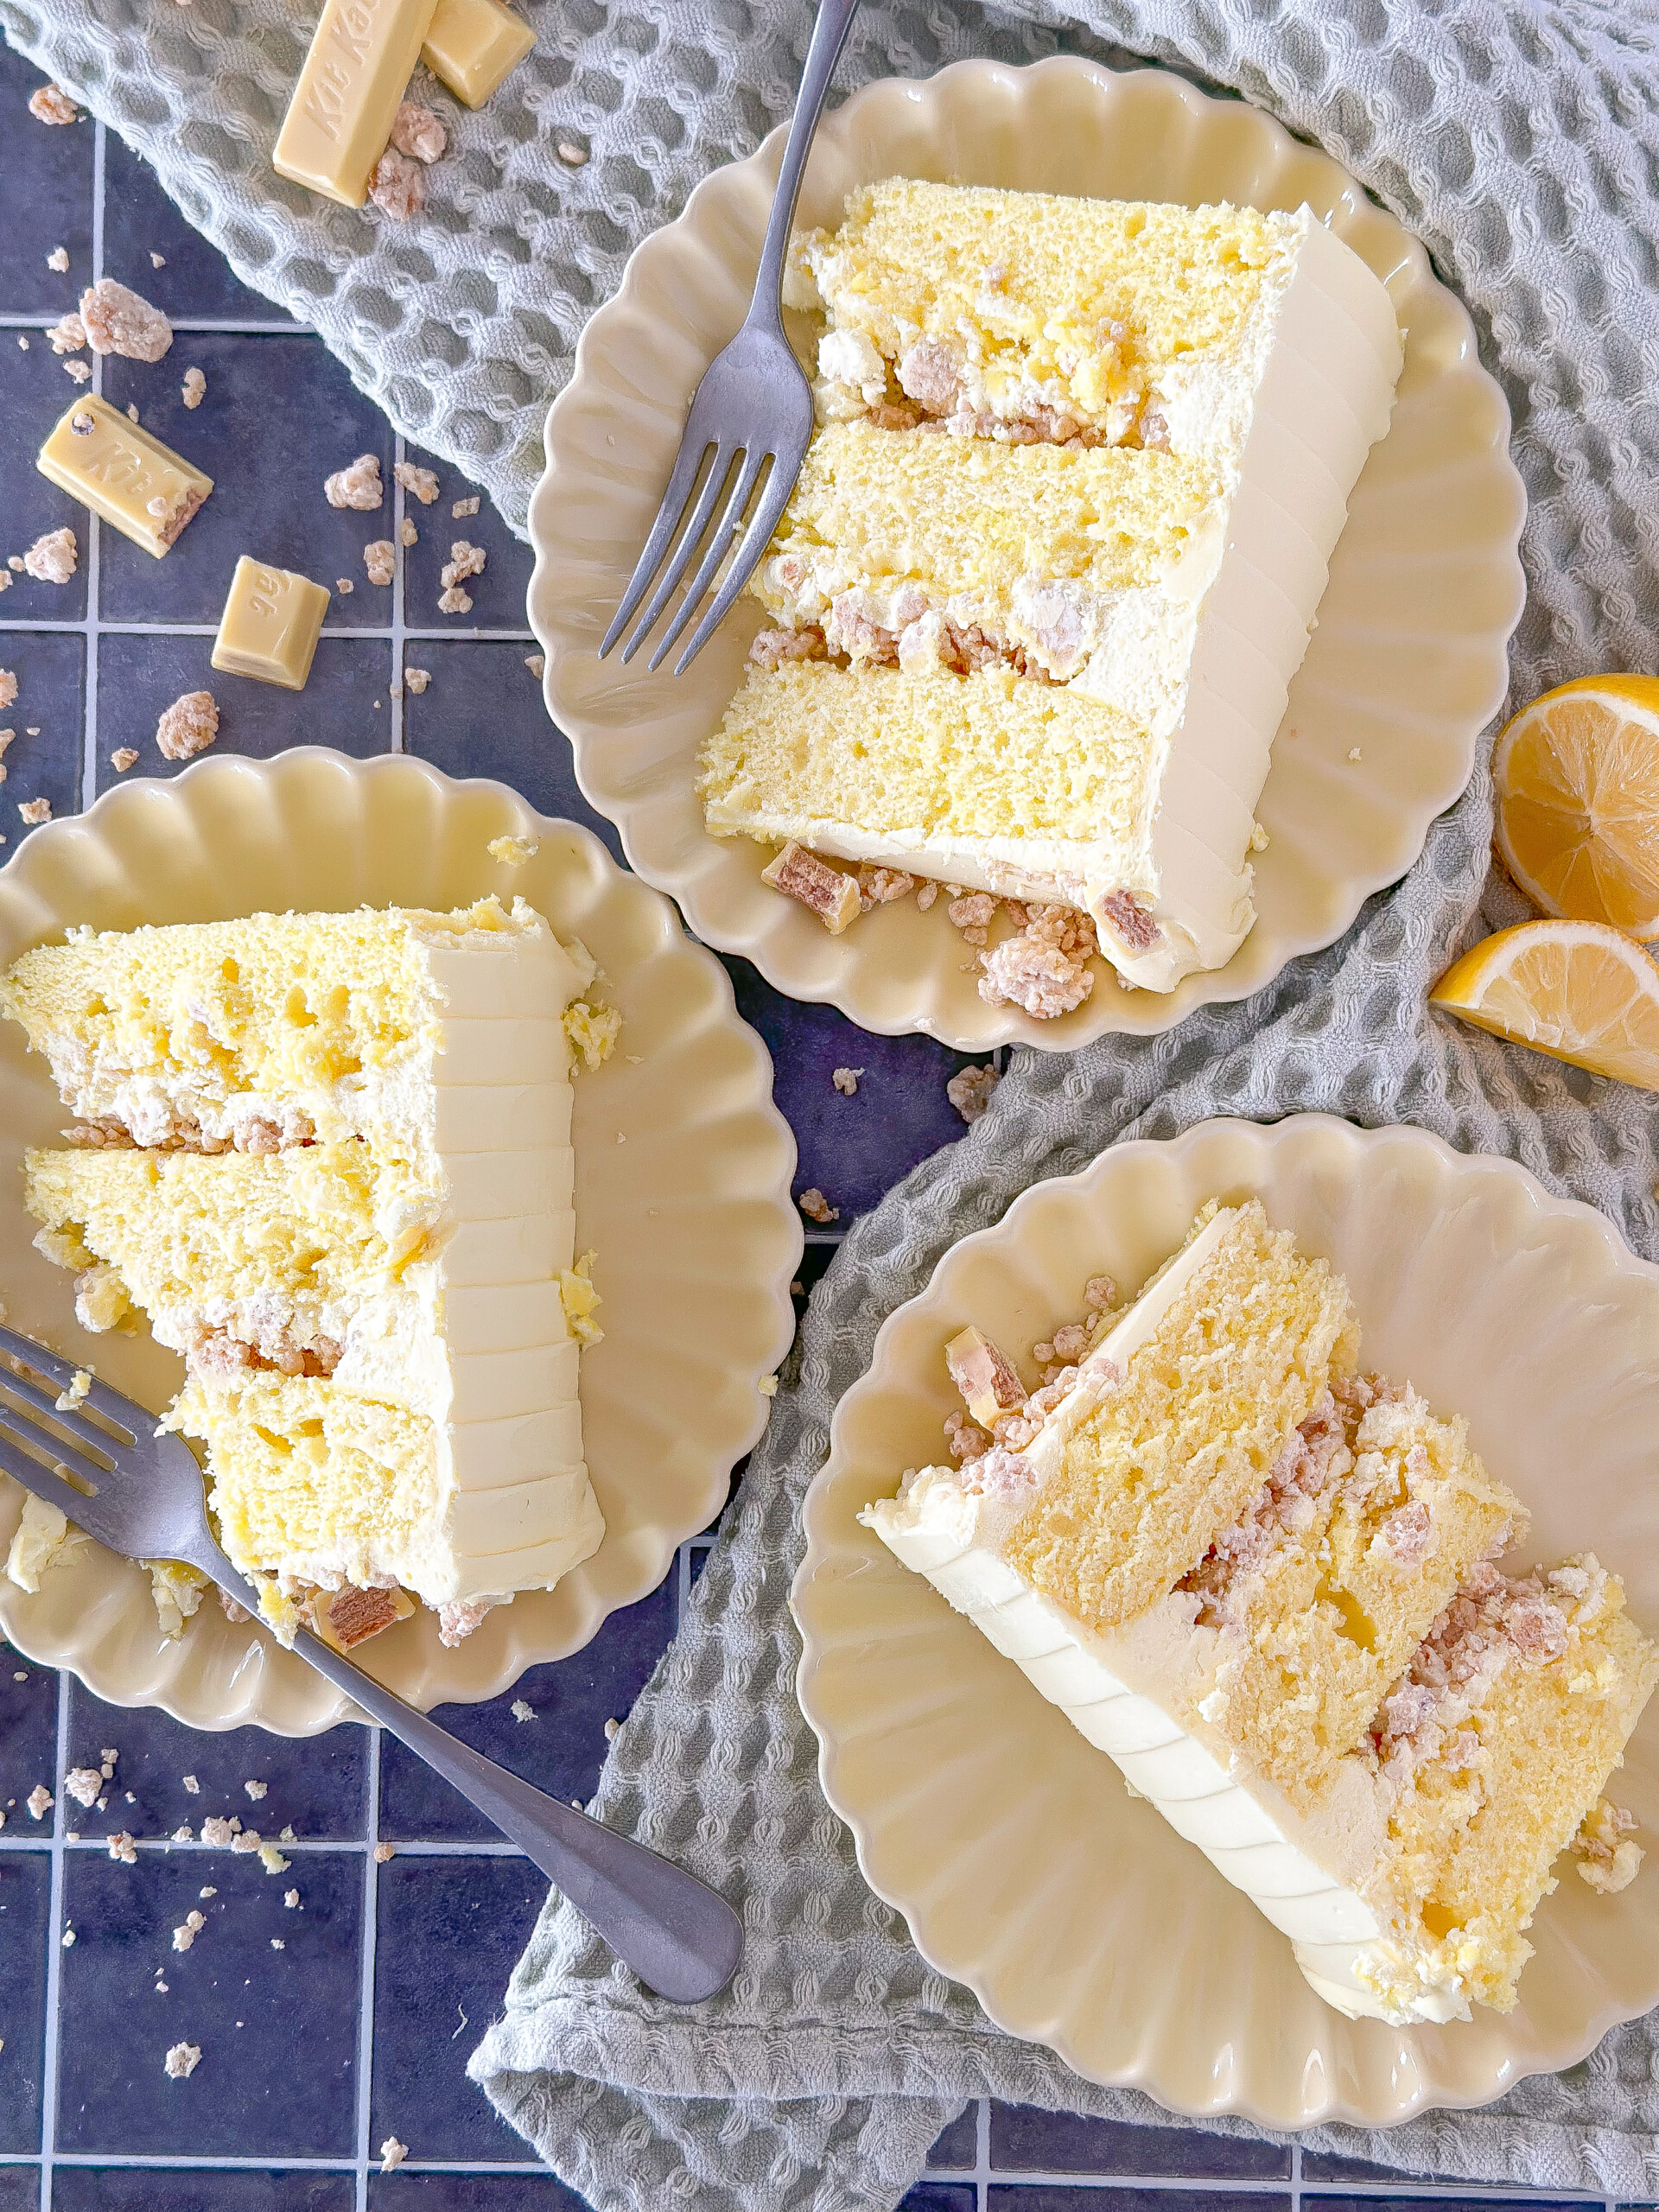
<box><xmin>461</xmin><ymin>6</ymin><xmax>1659</xmax><ymax>2201</ymax></box>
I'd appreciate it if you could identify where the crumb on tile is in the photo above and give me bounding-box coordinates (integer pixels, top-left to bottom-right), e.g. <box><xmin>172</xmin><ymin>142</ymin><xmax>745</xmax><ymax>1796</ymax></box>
<box><xmin>150</xmin><ymin>251</ymin><xmax>167</xmax><ymax>268</ymax></box>
<box><xmin>47</xmin><ymin>245</ymin><xmax>69</xmax><ymax>271</ymax></box>
<box><xmin>393</xmin><ymin>460</ymin><xmax>439</xmax><ymax>505</ymax></box>
<box><xmin>46</xmin><ymin>311</ymin><xmax>86</xmax><ymax>353</ymax></box>
<box><xmin>324</xmin><ymin>453</ymin><xmax>385</xmax><ymax>511</ymax></box>
<box><xmin>404</xmin><ymin>666</ymin><xmax>430</xmax><ymax>695</ymax></box>
<box><xmin>451</xmin><ymin>494</ymin><xmax>480</xmax><ymax>518</ymax></box>
<box><xmin>156</xmin><ymin>690</ymin><xmax>218</xmax><ymax>762</ymax></box>
<box><xmin>400</xmin><ymin>517</ymin><xmax>418</xmax><ymax>547</ymax></box>
<box><xmin>946</xmin><ymin>1063</ymin><xmax>1000</xmax><ymax>1124</ymax></box>
<box><xmin>181</xmin><ymin>1774</ymin><xmax>200</xmax><ymax>1794</ymax></box>
<box><xmin>257</xmin><ymin>1841</ymin><xmax>289</xmax><ymax>1875</ymax></box>
<box><xmin>79</xmin><ymin>278</ymin><xmax>173</xmax><ymax>362</ymax></box>
<box><xmin>798</xmin><ymin>1187</ymin><xmax>839</xmax><ymax>1224</ymax></box>
<box><xmin>373</xmin><ymin>1840</ymin><xmax>395</xmax><ymax>1863</ymax></box>
<box><xmin>511</xmin><ymin>1699</ymin><xmax>537</xmax><ymax>1722</ymax></box>
<box><xmin>831</xmin><ymin>1066</ymin><xmax>863</xmax><ymax>1096</ymax></box>
<box><xmin>111</xmin><ymin>747</ymin><xmax>139</xmax><ymax>772</ymax></box>
<box><xmin>163</xmin><ymin>2042</ymin><xmax>201</xmax><ymax>2080</ymax></box>
<box><xmin>0</xmin><ymin>671</ymin><xmax>15</xmax><ymax>713</ymax></box>
<box><xmin>284</xmin><ymin>1888</ymin><xmax>300</xmax><ymax>1908</ymax></box>
<box><xmin>25</xmin><ymin>1785</ymin><xmax>52</xmax><ymax>1821</ymax></box>
<box><xmin>603</xmin><ymin>1717</ymin><xmax>620</xmax><ymax>1741</ymax></box>
<box><xmin>363</xmin><ymin>538</ymin><xmax>395</xmax><ymax>586</ymax></box>
<box><xmin>200</xmin><ymin>1815</ymin><xmax>234</xmax><ymax>1847</ymax></box>
<box><xmin>380</xmin><ymin>2139</ymin><xmax>409</xmax><ymax>2174</ymax></box>
<box><xmin>108</xmin><ymin>1830</ymin><xmax>138</xmax><ymax>1865</ymax></box>
<box><xmin>62</xmin><ymin>359</ymin><xmax>92</xmax><ymax>384</ymax></box>
<box><xmin>29</xmin><ymin>83</ymin><xmax>81</xmax><ymax>124</ymax></box>
<box><xmin>24</xmin><ymin>526</ymin><xmax>78</xmax><ymax>584</ymax></box>
<box><xmin>524</xmin><ymin>652</ymin><xmax>545</xmax><ymax>677</ymax></box>
<box><xmin>244</xmin><ymin>1779</ymin><xmax>267</xmax><ymax>1802</ymax></box>
<box><xmin>436</xmin><ymin>584</ymin><xmax>472</xmax><ymax>614</ymax></box>
<box><xmin>181</xmin><ymin>365</ymin><xmax>206</xmax><ymax>410</ymax></box>
<box><xmin>172</xmin><ymin>1910</ymin><xmax>205</xmax><ymax>1952</ymax></box>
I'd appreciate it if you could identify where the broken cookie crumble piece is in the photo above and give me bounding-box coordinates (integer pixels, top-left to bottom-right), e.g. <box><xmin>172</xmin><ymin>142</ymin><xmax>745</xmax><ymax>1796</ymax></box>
<box><xmin>390</xmin><ymin>99</ymin><xmax>446</xmax><ymax>163</ymax></box>
<box><xmin>760</xmin><ymin>841</ymin><xmax>861</xmax><ymax>934</ymax></box>
<box><xmin>946</xmin><ymin>1063</ymin><xmax>1000</xmax><ymax>1122</ymax></box>
<box><xmin>155</xmin><ymin>690</ymin><xmax>219</xmax><ymax>762</ymax></box>
<box><xmin>369</xmin><ymin>149</ymin><xmax>425</xmax><ymax>220</ymax></box>
<box><xmin>29</xmin><ymin>83</ymin><xmax>81</xmax><ymax>124</ymax></box>
<box><xmin>79</xmin><ymin>279</ymin><xmax>173</xmax><ymax>362</ymax></box>
<box><xmin>324</xmin><ymin>454</ymin><xmax>384</xmax><ymax>511</ymax></box>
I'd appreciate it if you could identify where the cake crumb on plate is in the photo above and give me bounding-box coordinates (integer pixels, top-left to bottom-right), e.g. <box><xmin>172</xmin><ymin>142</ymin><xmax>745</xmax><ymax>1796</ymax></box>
<box><xmin>488</xmin><ymin>834</ymin><xmax>538</xmax><ymax>865</ymax></box>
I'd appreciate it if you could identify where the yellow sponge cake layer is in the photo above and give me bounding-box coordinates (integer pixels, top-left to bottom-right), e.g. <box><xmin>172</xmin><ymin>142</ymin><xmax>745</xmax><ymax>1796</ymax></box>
<box><xmin>791</xmin><ymin>181</ymin><xmax>1298</xmax><ymax>441</ymax></box>
<box><xmin>756</xmin><ymin>423</ymin><xmax>1223</xmax><ymax>641</ymax></box>
<box><xmin>703</xmin><ymin>660</ymin><xmax>1158</xmax><ymax>901</ymax></box>
<box><xmin>1006</xmin><ymin>1202</ymin><xmax>1358</xmax><ymax>1635</ymax></box>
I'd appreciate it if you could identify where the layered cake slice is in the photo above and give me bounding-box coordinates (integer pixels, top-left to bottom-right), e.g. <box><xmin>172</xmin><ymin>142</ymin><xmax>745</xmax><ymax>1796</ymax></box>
<box><xmin>701</xmin><ymin>181</ymin><xmax>1403</xmax><ymax>995</ymax></box>
<box><xmin>863</xmin><ymin>1202</ymin><xmax>1657</xmax><ymax>2023</ymax></box>
<box><xmin>4</xmin><ymin>897</ymin><xmax>607</xmax><ymax>1645</ymax></box>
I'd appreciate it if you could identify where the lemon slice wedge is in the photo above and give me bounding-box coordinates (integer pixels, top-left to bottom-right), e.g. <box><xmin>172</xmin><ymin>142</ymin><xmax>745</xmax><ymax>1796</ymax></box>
<box><xmin>1493</xmin><ymin>674</ymin><xmax>1659</xmax><ymax>937</ymax></box>
<box><xmin>1430</xmin><ymin>918</ymin><xmax>1659</xmax><ymax>1090</ymax></box>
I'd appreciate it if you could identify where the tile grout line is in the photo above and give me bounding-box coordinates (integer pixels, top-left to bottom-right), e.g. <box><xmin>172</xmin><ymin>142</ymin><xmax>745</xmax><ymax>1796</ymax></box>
<box><xmin>1</xmin><ymin>315</ymin><xmax>314</xmax><ymax>334</ymax></box>
<box><xmin>0</xmin><ymin>622</ymin><xmax>535</xmax><ymax>640</ymax></box>
<box><xmin>36</xmin><ymin>1669</ymin><xmax>72</xmax><ymax>2212</ymax></box>
<box><xmin>353</xmin><ymin>1722</ymin><xmax>385</xmax><ymax>2212</ymax></box>
<box><xmin>1291</xmin><ymin>2137</ymin><xmax>1302</xmax><ymax>2212</ymax></box>
<box><xmin>390</xmin><ymin>434</ymin><xmax>407</xmax><ymax>753</ymax></box>
<box><xmin>79</xmin><ymin>116</ymin><xmax>107</xmax><ymax>817</ymax></box>
<box><xmin>977</xmin><ymin>2092</ymin><xmax>991</xmax><ymax>2210</ymax></box>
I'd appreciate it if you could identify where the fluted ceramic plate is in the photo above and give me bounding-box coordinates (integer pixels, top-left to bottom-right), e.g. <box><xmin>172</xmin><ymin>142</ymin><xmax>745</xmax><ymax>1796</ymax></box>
<box><xmin>528</xmin><ymin>56</ymin><xmax>1527</xmax><ymax>1052</ymax></box>
<box><xmin>0</xmin><ymin>749</ymin><xmax>800</xmax><ymax>1735</ymax></box>
<box><xmin>793</xmin><ymin>1116</ymin><xmax>1659</xmax><ymax>2126</ymax></box>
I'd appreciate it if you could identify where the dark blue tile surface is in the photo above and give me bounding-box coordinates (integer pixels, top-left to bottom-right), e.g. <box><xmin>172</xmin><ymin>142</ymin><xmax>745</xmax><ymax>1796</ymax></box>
<box><xmin>991</xmin><ymin>2104</ymin><xmax>1293</xmax><ymax>2180</ymax></box>
<box><xmin>54</xmin><ymin>1847</ymin><xmax>363</xmax><ymax>2156</ymax></box>
<box><xmin>901</xmin><ymin>2189</ymin><xmax>977</xmax><ymax>2212</ymax></box>
<box><xmin>0</xmin><ymin>629</ymin><xmax>85</xmax><ymax>842</ymax></box>
<box><xmin>988</xmin><ymin>2196</ymin><xmax>1292</xmax><ymax>2212</ymax></box>
<box><xmin>60</xmin><ymin>1679</ymin><xmax>368</xmax><ymax>1840</ymax></box>
<box><xmin>0</xmin><ymin>2169</ymin><xmax>38</xmax><ymax>2212</ymax></box>
<box><xmin>94</xmin><ymin>630</ymin><xmax>391</xmax><ymax>785</ymax></box>
<box><xmin>724</xmin><ymin>954</ymin><xmax>989</xmax><ymax>1220</ymax></box>
<box><xmin>402</xmin><ymin>641</ymin><xmax>624</xmax><ymax>862</ymax></box>
<box><xmin>0</xmin><ymin>336</ymin><xmax>92</xmax><ymax>623</ymax></box>
<box><xmin>0</xmin><ymin>1638</ymin><xmax>60</xmax><ymax>1823</ymax></box>
<box><xmin>367</xmin><ymin>2177</ymin><xmax>591</xmax><ymax>2208</ymax></box>
<box><xmin>100</xmin><ymin>133</ymin><xmax>298</xmax><ymax>329</ymax></box>
<box><xmin>99</xmin><ymin>334</ymin><xmax>394</xmax><ymax>627</ymax></box>
<box><xmin>0</xmin><ymin>1848</ymin><xmax>49</xmax><ymax>2153</ymax></box>
<box><xmin>399</xmin><ymin>442</ymin><xmax>537</xmax><ymax>632</ymax></box>
<box><xmin>379</xmin><ymin>1576</ymin><xmax>675</xmax><ymax>1842</ymax></box>
<box><xmin>370</xmin><ymin>1856</ymin><xmax>549</xmax><ymax>2164</ymax></box>
<box><xmin>52</xmin><ymin>2172</ymin><xmax>354</xmax><ymax>2211</ymax></box>
<box><xmin>925</xmin><ymin>2104</ymin><xmax>978</xmax><ymax>2171</ymax></box>
<box><xmin>0</xmin><ymin>46</ymin><xmax>92</xmax><ymax>319</ymax></box>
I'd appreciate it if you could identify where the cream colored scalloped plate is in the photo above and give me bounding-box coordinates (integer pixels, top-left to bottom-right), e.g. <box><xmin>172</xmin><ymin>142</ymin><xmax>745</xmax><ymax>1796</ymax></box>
<box><xmin>793</xmin><ymin>1116</ymin><xmax>1659</xmax><ymax>2126</ymax></box>
<box><xmin>0</xmin><ymin>749</ymin><xmax>800</xmax><ymax>1735</ymax></box>
<box><xmin>528</xmin><ymin>56</ymin><xmax>1527</xmax><ymax>1052</ymax></box>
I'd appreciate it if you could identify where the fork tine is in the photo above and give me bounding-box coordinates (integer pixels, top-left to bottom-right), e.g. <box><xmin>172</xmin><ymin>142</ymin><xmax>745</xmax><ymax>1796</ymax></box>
<box><xmin>0</xmin><ymin>1396</ymin><xmax>113</xmax><ymax>1501</ymax></box>
<box><xmin>672</xmin><ymin>461</ymin><xmax>798</xmax><ymax>675</ymax></box>
<box><xmin>648</xmin><ymin>448</ymin><xmax>766</xmax><ymax>672</ymax></box>
<box><xmin>0</xmin><ymin>1348</ymin><xmax>127</xmax><ymax>1465</ymax></box>
<box><xmin>599</xmin><ymin>428</ymin><xmax>720</xmax><ymax>659</ymax></box>
<box><xmin>0</xmin><ymin>1323</ymin><xmax>139</xmax><ymax>1443</ymax></box>
<box><xmin>617</xmin><ymin>442</ymin><xmax>738</xmax><ymax>665</ymax></box>
<box><xmin>0</xmin><ymin>1428</ymin><xmax>104</xmax><ymax>1539</ymax></box>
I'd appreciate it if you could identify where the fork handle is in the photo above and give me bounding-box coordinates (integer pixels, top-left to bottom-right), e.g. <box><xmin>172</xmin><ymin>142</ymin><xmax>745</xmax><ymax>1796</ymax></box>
<box><xmin>207</xmin><ymin>1562</ymin><xmax>741</xmax><ymax>2003</ymax></box>
<box><xmin>751</xmin><ymin>0</ymin><xmax>861</xmax><ymax>321</ymax></box>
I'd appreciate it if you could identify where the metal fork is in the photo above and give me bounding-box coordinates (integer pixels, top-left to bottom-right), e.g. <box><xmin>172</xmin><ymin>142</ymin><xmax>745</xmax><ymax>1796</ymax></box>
<box><xmin>598</xmin><ymin>0</ymin><xmax>860</xmax><ymax>674</ymax></box>
<box><xmin>0</xmin><ymin>1323</ymin><xmax>742</xmax><ymax>2005</ymax></box>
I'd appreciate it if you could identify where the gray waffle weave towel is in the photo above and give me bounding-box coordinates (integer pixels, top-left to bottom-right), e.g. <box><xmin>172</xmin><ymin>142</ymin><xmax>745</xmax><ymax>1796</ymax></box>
<box><xmin>8</xmin><ymin>0</ymin><xmax>1659</xmax><ymax>2197</ymax></box>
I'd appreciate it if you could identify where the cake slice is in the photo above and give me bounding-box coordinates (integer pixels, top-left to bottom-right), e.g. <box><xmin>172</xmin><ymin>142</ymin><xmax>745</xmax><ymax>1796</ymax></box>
<box><xmin>702</xmin><ymin>181</ymin><xmax>1403</xmax><ymax>992</ymax></box>
<box><xmin>863</xmin><ymin>1205</ymin><xmax>1655</xmax><ymax>2022</ymax></box>
<box><xmin>7</xmin><ymin>896</ymin><xmax>607</xmax><ymax>1643</ymax></box>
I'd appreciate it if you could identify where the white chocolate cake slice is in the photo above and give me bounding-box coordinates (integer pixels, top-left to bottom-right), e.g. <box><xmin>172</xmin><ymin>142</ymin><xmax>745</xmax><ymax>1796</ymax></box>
<box><xmin>864</xmin><ymin>1203</ymin><xmax>1657</xmax><ymax>2023</ymax></box>
<box><xmin>6</xmin><ymin>897</ymin><xmax>606</xmax><ymax>1643</ymax></box>
<box><xmin>701</xmin><ymin>181</ymin><xmax>1403</xmax><ymax>991</ymax></box>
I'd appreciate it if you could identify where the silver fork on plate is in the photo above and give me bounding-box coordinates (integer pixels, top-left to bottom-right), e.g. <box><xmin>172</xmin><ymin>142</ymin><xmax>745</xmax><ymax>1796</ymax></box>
<box><xmin>0</xmin><ymin>1322</ymin><xmax>742</xmax><ymax>2005</ymax></box>
<box><xmin>598</xmin><ymin>0</ymin><xmax>861</xmax><ymax>674</ymax></box>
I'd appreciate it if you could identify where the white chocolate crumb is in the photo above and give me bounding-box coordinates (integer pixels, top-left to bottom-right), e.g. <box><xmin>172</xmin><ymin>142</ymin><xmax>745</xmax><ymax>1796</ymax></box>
<box><xmin>1249</xmin><ymin>822</ymin><xmax>1269</xmax><ymax>852</ymax></box>
<box><xmin>54</xmin><ymin>1369</ymin><xmax>90</xmax><ymax>1411</ymax></box>
<box><xmin>26</xmin><ymin>1785</ymin><xmax>53</xmax><ymax>1821</ymax></box>
<box><xmin>284</xmin><ymin>1889</ymin><xmax>300</xmax><ymax>1908</ymax></box>
<box><xmin>181</xmin><ymin>365</ymin><xmax>206</xmax><ymax>410</ymax></box>
<box><xmin>150</xmin><ymin>251</ymin><xmax>167</xmax><ymax>268</ymax></box>
<box><xmin>64</xmin><ymin>1769</ymin><xmax>101</xmax><ymax>1808</ymax></box>
<box><xmin>155</xmin><ymin>690</ymin><xmax>218</xmax><ymax>762</ymax></box>
<box><xmin>181</xmin><ymin>1775</ymin><xmax>200</xmax><ymax>1794</ymax></box>
<box><xmin>163</xmin><ymin>2042</ymin><xmax>201</xmax><ymax>2080</ymax></box>
<box><xmin>270</xmin><ymin>1938</ymin><xmax>285</xmax><ymax>1950</ymax></box>
<box><xmin>511</xmin><ymin>1699</ymin><xmax>537</xmax><ymax>1722</ymax></box>
<box><xmin>244</xmin><ymin>1779</ymin><xmax>267</xmax><ymax>1802</ymax></box>
<box><xmin>60</xmin><ymin>1928</ymin><xmax>75</xmax><ymax>1947</ymax></box>
<box><xmin>257</xmin><ymin>1841</ymin><xmax>289</xmax><ymax>1875</ymax></box>
<box><xmin>556</xmin><ymin>141</ymin><xmax>588</xmax><ymax>165</ymax></box>
<box><xmin>603</xmin><ymin>1717</ymin><xmax>620</xmax><ymax>1741</ymax></box>
<box><xmin>487</xmin><ymin>834</ymin><xmax>538</xmax><ymax>865</ymax></box>
<box><xmin>335</xmin><ymin>577</ymin><xmax>354</xmax><ymax>594</ymax></box>
<box><xmin>380</xmin><ymin>2139</ymin><xmax>409</xmax><ymax>2174</ymax></box>
<box><xmin>323</xmin><ymin>454</ymin><xmax>384</xmax><ymax>511</ymax></box>
<box><xmin>199</xmin><ymin>1885</ymin><xmax>216</xmax><ymax>1898</ymax></box>
<box><xmin>1348</xmin><ymin>747</ymin><xmax>1363</xmax><ymax>762</ymax></box>
<box><xmin>172</xmin><ymin>1911</ymin><xmax>205</xmax><ymax>1952</ymax></box>
<box><xmin>759</xmin><ymin>1375</ymin><xmax>779</xmax><ymax>1396</ymax></box>
<box><xmin>63</xmin><ymin>360</ymin><xmax>91</xmax><ymax>384</ymax></box>
<box><xmin>47</xmin><ymin>246</ymin><xmax>69</xmax><ymax>272</ymax></box>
